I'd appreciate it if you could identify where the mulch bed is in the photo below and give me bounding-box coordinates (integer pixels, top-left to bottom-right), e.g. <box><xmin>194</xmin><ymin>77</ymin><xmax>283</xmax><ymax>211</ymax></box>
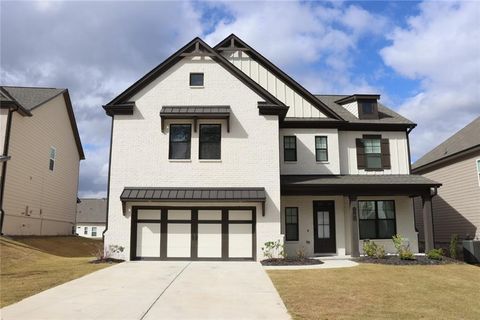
<box><xmin>355</xmin><ymin>255</ymin><xmax>462</xmax><ymax>265</ymax></box>
<box><xmin>89</xmin><ymin>258</ymin><xmax>124</xmax><ymax>264</ymax></box>
<box><xmin>261</xmin><ymin>258</ymin><xmax>323</xmax><ymax>266</ymax></box>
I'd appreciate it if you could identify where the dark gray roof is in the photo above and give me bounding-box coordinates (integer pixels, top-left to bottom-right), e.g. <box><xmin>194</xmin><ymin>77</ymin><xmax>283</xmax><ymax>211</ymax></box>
<box><xmin>1</xmin><ymin>86</ymin><xmax>65</xmax><ymax>111</ymax></box>
<box><xmin>121</xmin><ymin>187</ymin><xmax>266</xmax><ymax>202</ymax></box>
<box><xmin>412</xmin><ymin>116</ymin><xmax>480</xmax><ymax>170</ymax></box>
<box><xmin>161</xmin><ymin>106</ymin><xmax>230</xmax><ymax>115</ymax></box>
<box><xmin>314</xmin><ymin>95</ymin><xmax>415</xmax><ymax>125</ymax></box>
<box><xmin>281</xmin><ymin>174</ymin><xmax>440</xmax><ymax>187</ymax></box>
<box><xmin>76</xmin><ymin>198</ymin><xmax>107</xmax><ymax>223</ymax></box>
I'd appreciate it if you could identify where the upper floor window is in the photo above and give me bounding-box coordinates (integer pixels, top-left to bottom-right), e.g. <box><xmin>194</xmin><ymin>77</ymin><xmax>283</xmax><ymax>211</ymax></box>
<box><xmin>315</xmin><ymin>136</ymin><xmax>328</xmax><ymax>162</ymax></box>
<box><xmin>285</xmin><ymin>207</ymin><xmax>299</xmax><ymax>241</ymax></box>
<box><xmin>476</xmin><ymin>159</ymin><xmax>480</xmax><ymax>186</ymax></box>
<box><xmin>199</xmin><ymin>124</ymin><xmax>221</xmax><ymax>159</ymax></box>
<box><xmin>190</xmin><ymin>73</ymin><xmax>204</xmax><ymax>87</ymax></box>
<box><xmin>358</xmin><ymin>100</ymin><xmax>379</xmax><ymax>119</ymax></box>
<box><xmin>359</xmin><ymin>200</ymin><xmax>396</xmax><ymax>239</ymax></box>
<box><xmin>49</xmin><ymin>146</ymin><xmax>56</xmax><ymax>171</ymax></box>
<box><xmin>361</xmin><ymin>102</ymin><xmax>374</xmax><ymax>115</ymax></box>
<box><xmin>169</xmin><ymin>124</ymin><xmax>191</xmax><ymax>159</ymax></box>
<box><xmin>284</xmin><ymin>136</ymin><xmax>297</xmax><ymax>161</ymax></box>
<box><xmin>356</xmin><ymin>135</ymin><xmax>391</xmax><ymax>171</ymax></box>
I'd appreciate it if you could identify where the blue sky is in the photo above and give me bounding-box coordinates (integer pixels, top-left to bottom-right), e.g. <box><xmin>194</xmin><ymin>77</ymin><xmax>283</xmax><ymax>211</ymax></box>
<box><xmin>1</xmin><ymin>1</ymin><xmax>479</xmax><ymax>197</ymax></box>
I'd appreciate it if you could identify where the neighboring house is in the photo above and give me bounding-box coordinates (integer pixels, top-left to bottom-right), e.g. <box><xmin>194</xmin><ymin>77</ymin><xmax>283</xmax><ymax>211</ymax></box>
<box><xmin>413</xmin><ymin>116</ymin><xmax>480</xmax><ymax>248</ymax></box>
<box><xmin>76</xmin><ymin>198</ymin><xmax>107</xmax><ymax>238</ymax></box>
<box><xmin>0</xmin><ymin>86</ymin><xmax>84</xmax><ymax>235</ymax></box>
<box><xmin>103</xmin><ymin>34</ymin><xmax>439</xmax><ymax>261</ymax></box>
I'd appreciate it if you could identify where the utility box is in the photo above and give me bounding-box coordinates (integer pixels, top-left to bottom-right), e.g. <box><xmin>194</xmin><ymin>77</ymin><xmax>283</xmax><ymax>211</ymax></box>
<box><xmin>462</xmin><ymin>240</ymin><xmax>480</xmax><ymax>264</ymax></box>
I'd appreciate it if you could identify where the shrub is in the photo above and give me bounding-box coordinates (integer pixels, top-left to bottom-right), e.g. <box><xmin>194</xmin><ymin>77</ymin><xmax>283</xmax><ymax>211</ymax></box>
<box><xmin>392</xmin><ymin>234</ymin><xmax>415</xmax><ymax>260</ymax></box>
<box><xmin>427</xmin><ymin>248</ymin><xmax>444</xmax><ymax>260</ymax></box>
<box><xmin>375</xmin><ymin>245</ymin><xmax>386</xmax><ymax>259</ymax></box>
<box><xmin>363</xmin><ymin>240</ymin><xmax>378</xmax><ymax>257</ymax></box>
<box><xmin>296</xmin><ymin>246</ymin><xmax>306</xmax><ymax>260</ymax></box>
<box><xmin>449</xmin><ymin>234</ymin><xmax>458</xmax><ymax>259</ymax></box>
<box><xmin>262</xmin><ymin>240</ymin><xmax>286</xmax><ymax>259</ymax></box>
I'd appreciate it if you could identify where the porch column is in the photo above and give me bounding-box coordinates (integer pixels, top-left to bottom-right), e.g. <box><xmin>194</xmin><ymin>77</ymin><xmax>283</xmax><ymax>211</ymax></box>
<box><xmin>422</xmin><ymin>193</ymin><xmax>434</xmax><ymax>252</ymax></box>
<box><xmin>349</xmin><ymin>195</ymin><xmax>360</xmax><ymax>257</ymax></box>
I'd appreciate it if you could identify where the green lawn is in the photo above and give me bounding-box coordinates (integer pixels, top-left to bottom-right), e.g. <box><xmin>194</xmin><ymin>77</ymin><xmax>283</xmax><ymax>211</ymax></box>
<box><xmin>0</xmin><ymin>236</ymin><xmax>113</xmax><ymax>307</ymax></box>
<box><xmin>268</xmin><ymin>263</ymin><xmax>480</xmax><ymax>320</ymax></box>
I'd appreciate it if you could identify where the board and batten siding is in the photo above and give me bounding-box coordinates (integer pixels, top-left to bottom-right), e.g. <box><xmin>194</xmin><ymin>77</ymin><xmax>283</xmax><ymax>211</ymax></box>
<box><xmin>338</xmin><ymin>131</ymin><xmax>410</xmax><ymax>174</ymax></box>
<box><xmin>414</xmin><ymin>152</ymin><xmax>480</xmax><ymax>244</ymax></box>
<box><xmin>221</xmin><ymin>50</ymin><xmax>326</xmax><ymax>118</ymax></box>
<box><xmin>105</xmin><ymin>56</ymin><xmax>282</xmax><ymax>261</ymax></box>
<box><xmin>2</xmin><ymin>94</ymin><xmax>80</xmax><ymax>235</ymax></box>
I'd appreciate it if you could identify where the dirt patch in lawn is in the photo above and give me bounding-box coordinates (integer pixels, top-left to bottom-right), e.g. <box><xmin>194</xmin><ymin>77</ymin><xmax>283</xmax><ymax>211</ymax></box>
<box><xmin>268</xmin><ymin>264</ymin><xmax>480</xmax><ymax>320</ymax></box>
<box><xmin>261</xmin><ymin>258</ymin><xmax>323</xmax><ymax>266</ymax></box>
<box><xmin>355</xmin><ymin>255</ymin><xmax>461</xmax><ymax>265</ymax></box>
<box><xmin>0</xmin><ymin>236</ymin><xmax>115</xmax><ymax>307</ymax></box>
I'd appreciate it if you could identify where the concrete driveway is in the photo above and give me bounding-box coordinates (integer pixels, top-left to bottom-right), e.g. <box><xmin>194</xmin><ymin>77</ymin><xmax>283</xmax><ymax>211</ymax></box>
<box><xmin>1</xmin><ymin>261</ymin><xmax>290</xmax><ymax>320</ymax></box>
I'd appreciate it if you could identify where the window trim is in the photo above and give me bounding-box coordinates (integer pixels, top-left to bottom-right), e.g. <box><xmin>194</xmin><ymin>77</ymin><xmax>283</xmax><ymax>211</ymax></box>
<box><xmin>168</xmin><ymin>124</ymin><xmax>192</xmax><ymax>160</ymax></box>
<box><xmin>363</xmin><ymin>135</ymin><xmax>383</xmax><ymax>171</ymax></box>
<box><xmin>285</xmin><ymin>207</ymin><xmax>299</xmax><ymax>242</ymax></box>
<box><xmin>358</xmin><ymin>200</ymin><xmax>397</xmax><ymax>240</ymax></box>
<box><xmin>283</xmin><ymin>136</ymin><xmax>297</xmax><ymax>162</ymax></box>
<box><xmin>199</xmin><ymin>124</ymin><xmax>222</xmax><ymax>160</ymax></box>
<box><xmin>189</xmin><ymin>72</ymin><xmax>204</xmax><ymax>87</ymax></box>
<box><xmin>315</xmin><ymin>136</ymin><xmax>328</xmax><ymax>162</ymax></box>
<box><xmin>49</xmin><ymin>146</ymin><xmax>56</xmax><ymax>171</ymax></box>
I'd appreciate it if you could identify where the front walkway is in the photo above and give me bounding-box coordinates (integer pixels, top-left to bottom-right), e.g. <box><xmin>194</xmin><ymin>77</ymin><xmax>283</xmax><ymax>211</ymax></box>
<box><xmin>1</xmin><ymin>261</ymin><xmax>290</xmax><ymax>320</ymax></box>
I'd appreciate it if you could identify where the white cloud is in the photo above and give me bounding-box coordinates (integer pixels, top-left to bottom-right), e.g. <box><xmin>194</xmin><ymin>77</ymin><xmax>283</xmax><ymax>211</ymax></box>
<box><xmin>380</xmin><ymin>1</ymin><xmax>480</xmax><ymax>159</ymax></box>
<box><xmin>204</xmin><ymin>1</ymin><xmax>387</xmax><ymax>93</ymax></box>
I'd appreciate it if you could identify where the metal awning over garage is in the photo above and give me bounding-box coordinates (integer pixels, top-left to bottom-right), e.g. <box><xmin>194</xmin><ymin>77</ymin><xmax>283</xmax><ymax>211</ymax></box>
<box><xmin>160</xmin><ymin>106</ymin><xmax>231</xmax><ymax>132</ymax></box>
<box><xmin>120</xmin><ymin>187</ymin><xmax>267</xmax><ymax>215</ymax></box>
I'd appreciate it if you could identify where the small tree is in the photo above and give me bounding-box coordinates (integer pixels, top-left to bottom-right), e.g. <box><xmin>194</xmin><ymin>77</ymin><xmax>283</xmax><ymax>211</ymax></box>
<box><xmin>449</xmin><ymin>234</ymin><xmax>458</xmax><ymax>259</ymax></box>
<box><xmin>392</xmin><ymin>234</ymin><xmax>415</xmax><ymax>260</ymax></box>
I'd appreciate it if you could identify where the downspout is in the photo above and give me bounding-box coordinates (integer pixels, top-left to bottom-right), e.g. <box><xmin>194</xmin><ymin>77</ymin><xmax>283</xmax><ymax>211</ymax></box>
<box><xmin>0</xmin><ymin>109</ymin><xmax>14</xmax><ymax>235</ymax></box>
<box><xmin>406</xmin><ymin>124</ymin><xmax>416</xmax><ymax>174</ymax></box>
<box><xmin>102</xmin><ymin>116</ymin><xmax>114</xmax><ymax>240</ymax></box>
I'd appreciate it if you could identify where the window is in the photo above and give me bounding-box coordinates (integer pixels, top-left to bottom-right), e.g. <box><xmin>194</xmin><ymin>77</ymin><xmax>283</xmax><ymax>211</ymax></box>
<box><xmin>359</xmin><ymin>200</ymin><xmax>396</xmax><ymax>239</ymax></box>
<box><xmin>284</xmin><ymin>136</ymin><xmax>297</xmax><ymax>161</ymax></box>
<box><xmin>285</xmin><ymin>207</ymin><xmax>299</xmax><ymax>241</ymax></box>
<box><xmin>84</xmin><ymin>227</ymin><xmax>88</xmax><ymax>235</ymax></box>
<box><xmin>169</xmin><ymin>124</ymin><xmax>191</xmax><ymax>159</ymax></box>
<box><xmin>364</xmin><ymin>137</ymin><xmax>382</xmax><ymax>169</ymax></box>
<box><xmin>361</xmin><ymin>102</ymin><xmax>375</xmax><ymax>114</ymax></box>
<box><xmin>317</xmin><ymin>210</ymin><xmax>330</xmax><ymax>239</ymax></box>
<box><xmin>199</xmin><ymin>124</ymin><xmax>221</xmax><ymax>159</ymax></box>
<box><xmin>190</xmin><ymin>73</ymin><xmax>204</xmax><ymax>86</ymax></box>
<box><xmin>477</xmin><ymin>159</ymin><xmax>480</xmax><ymax>186</ymax></box>
<box><xmin>91</xmin><ymin>227</ymin><xmax>97</xmax><ymax>237</ymax></box>
<box><xmin>49</xmin><ymin>146</ymin><xmax>56</xmax><ymax>171</ymax></box>
<box><xmin>315</xmin><ymin>136</ymin><xmax>328</xmax><ymax>162</ymax></box>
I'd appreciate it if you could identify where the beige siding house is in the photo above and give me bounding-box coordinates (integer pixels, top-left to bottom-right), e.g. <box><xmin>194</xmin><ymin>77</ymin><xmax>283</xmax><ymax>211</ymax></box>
<box><xmin>413</xmin><ymin>116</ymin><xmax>480</xmax><ymax>247</ymax></box>
<box><xmin>103</xmin><ymin>35</ymin><xmax>440</xmax><ymax>261</ymax></box>
<box><xmin>0</xmin><ymin>86</ymin><xmax>84</xmax><ymax>235</ymax></box>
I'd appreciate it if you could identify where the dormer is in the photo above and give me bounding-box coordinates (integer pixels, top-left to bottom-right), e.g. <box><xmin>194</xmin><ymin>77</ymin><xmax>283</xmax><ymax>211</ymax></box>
<box><xmin>335</xmin><ymin>94</ymin><xmax>380</xmax><ymax>120</ymax></box>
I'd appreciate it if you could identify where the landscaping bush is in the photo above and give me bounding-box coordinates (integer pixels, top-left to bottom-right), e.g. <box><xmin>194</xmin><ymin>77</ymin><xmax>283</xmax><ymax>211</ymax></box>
<box><xmin>363</xmin><ymin>240</ymin><xmax>378</xmax><ymax>257</ymax></box>
<box><xmin>449</xmin><ymin>234</ymin><xmax>458</xmax><ymax>259</ymax></box>
<box><xmin>427</xmin><ymin>248</ymin><xmax>444</xmax><ymax>261</ymax></box>
<box><xmin>375</xmin><ymin>245</ymin><xmax>386</xmax><ymax>259</ymax></box>
<box><xmin>392</xmin><ymin>234</ymin><xmax>415</xmax><ymax>260</ymax></box>
<box><xmin>262</xmin><ymin>240</ymin><xmax>286</xmax><ymax>259</ymax></box>
<box><xmin>296</xmin><ymin>246</ymin><xmax>306</xmax><ymax>260</ymax></box>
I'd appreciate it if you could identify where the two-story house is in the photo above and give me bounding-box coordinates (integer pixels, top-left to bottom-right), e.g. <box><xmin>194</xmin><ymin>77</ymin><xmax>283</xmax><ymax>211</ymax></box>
<box><xmin>0</xmin><ymin>86</ymin><xmax>84</xmax><ymax>235</ymax></box>
<box><xmin>103</xmin><ymin>35</ymin><xmax>440</xmax><ymax>261</ymax></box>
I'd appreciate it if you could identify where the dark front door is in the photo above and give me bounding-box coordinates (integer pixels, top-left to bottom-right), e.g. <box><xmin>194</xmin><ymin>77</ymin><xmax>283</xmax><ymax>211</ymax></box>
<box><xmin>313</xmin><ymin>201</ymin><xmax>336</xmax><ymax>254</ymax></box>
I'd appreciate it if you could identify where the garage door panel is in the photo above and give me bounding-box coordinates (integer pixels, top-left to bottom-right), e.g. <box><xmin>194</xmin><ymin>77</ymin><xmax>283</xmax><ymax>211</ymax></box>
<box><xmin>228</xmin><ymin>224</ymin><xmax>253</xmax><ymax>258</ymax></box>
<box><xmin>229</xmin><ymin>210</ymin><xmax>252</xmax><ymax>221</ymax></box>
<box><xmin>198</xmin><ymin>224</ymin><xmax>222</xmax><ymax>258</ymax></box>
<box><xmin>198</xmin><ymin>210</ymin><xmax>222</xmax><ymax>221</ymax></box>
<box><xmin>136</xmin><ymin>223</ymin><xmax>161</xmax><ymax>258</ymax></box>
<box><xmin>168</xmin><ymin>210</ymin><xmax>191</xmax><ymax>220</ymax></box>
<box><xmin>167</xmin><ymin>223</ymin><xmax>191</xmax><ymax>258</ymax></box>
<box><xmin>137</xmin><ymin>210</ymin><xmax>161</xmax><ymax>220</ymax></box>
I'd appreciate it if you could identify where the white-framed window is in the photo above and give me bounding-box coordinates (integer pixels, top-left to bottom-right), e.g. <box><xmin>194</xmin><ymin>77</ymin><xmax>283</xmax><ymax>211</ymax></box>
<box><xmin>84</xmin><ymin>226</ymin><xmax>88</xmax><ymax>235</ymax></box>
<box><xmin>49</xmin><ymin>146</ymin><xmax>56</xmax><ymax>171</ymax></box>
<box><xmin>92</xmin><ymin>227</ymin><xmax>97</xmax><ymax>237</ymax></box>
<box><xmin>476</xmin><ymin>159</ymin><xmax>480</xmax><ymax>186</ymax></box>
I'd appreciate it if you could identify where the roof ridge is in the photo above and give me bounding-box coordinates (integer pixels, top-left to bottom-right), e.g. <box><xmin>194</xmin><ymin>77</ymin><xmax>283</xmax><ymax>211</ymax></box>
<box><xmin>1</xmin><ymin>85</ymin><xmax>65</xmax><ymax>90</ymax></box>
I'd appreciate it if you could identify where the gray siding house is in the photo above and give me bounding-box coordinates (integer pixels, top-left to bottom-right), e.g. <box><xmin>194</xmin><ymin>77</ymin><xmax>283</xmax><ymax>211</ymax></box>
<box><xmin>413</xmin><ymin>116</ymin><xmax>480</xmax><ymax>248</ymax></box>
<box><xmin>76</xmin><ymin>198</ymin><xmax>107</xmax><ymax>238</ymax></box>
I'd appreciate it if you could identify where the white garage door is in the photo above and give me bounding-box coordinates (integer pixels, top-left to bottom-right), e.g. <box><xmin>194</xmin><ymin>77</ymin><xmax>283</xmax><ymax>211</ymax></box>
<box><xmin>132</xmin><ymin>207</ymin><xmax>255</xmax><ymax>260</ymax></box>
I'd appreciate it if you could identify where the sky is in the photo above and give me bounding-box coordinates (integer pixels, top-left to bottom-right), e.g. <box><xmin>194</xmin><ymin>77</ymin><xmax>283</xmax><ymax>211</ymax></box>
<box><xmin>1</xmin><ymin>0</ymin><xmax>479</xmax><ymax>197</ymax></box>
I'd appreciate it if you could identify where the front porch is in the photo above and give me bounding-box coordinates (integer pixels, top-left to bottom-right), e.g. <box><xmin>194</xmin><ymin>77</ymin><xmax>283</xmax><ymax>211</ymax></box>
<box><xmin>280</xmin><ymin>175</ymin><xmax>441</xmax><ymax>257</ymax></box>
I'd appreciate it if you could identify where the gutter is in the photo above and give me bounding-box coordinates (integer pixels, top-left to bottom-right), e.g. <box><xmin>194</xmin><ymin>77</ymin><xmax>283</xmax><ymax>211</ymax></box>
<box><xmin>0</xmin><ymin>109</ymin><xmax>14</xmax><ymax>235</ymax></box>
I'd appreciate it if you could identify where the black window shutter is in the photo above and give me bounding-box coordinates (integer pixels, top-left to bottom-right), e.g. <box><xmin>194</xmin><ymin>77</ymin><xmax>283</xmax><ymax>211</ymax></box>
<box><xmin>381</xmin><ymin>139</ymin><xmax>391</xmax><ymax>169</ymax></box>
<box><xmin>356</xmin><ymin>138</ymin><xmax>366</xmax><ymax>169</ymax></box>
